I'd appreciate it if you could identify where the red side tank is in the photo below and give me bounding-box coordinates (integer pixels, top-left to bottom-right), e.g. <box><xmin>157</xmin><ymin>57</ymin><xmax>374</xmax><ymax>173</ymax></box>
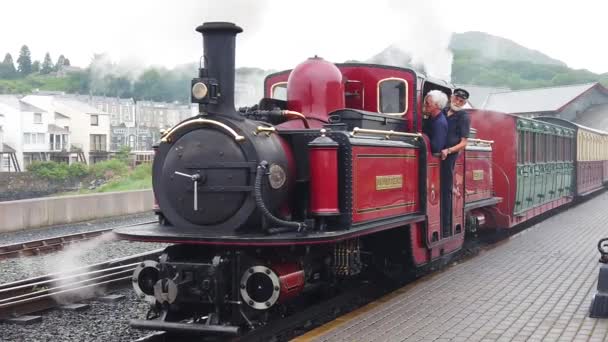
<box><xmin>287</xmin><ymin>56</ymin><xmax>345</xmax><ymax>123</ymax></box>
<box><xmin>308</xmin><ymin>130</ymin><xmax>340</xmax><ymax>216</ymax></box>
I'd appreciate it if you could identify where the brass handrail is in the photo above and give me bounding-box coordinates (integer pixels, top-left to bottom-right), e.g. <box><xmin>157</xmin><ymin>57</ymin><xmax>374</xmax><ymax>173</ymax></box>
<box><xmin>350</xmin><ymin>127</ymin><xmax>422</xmax><ymax>139</ymax></box>
<box><xmin>254</xmin><ymin>126</ymin><xmax>276</xmax><ymax>136</ymax></box>
<box><xmin>161</xmin><ymin>118</ymin><xmax>245</xmax><ymax>143</ymax></box>
<box><xmin>468</xmin><ymin>138</ymin><xmax>494</xmax><ymax>145</ymax></box>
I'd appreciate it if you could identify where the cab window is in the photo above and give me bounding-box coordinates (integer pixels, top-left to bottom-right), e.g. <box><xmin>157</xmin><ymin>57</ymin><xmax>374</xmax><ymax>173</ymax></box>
<box><xmin>378</xmin><ymin>78</ymin><xmax>407</xmax><ymax>115</ymax></box>
<box><xmin>271</xmin><ymin>82</ymin><xmax>287</xmax><ymax>101</ymax></box>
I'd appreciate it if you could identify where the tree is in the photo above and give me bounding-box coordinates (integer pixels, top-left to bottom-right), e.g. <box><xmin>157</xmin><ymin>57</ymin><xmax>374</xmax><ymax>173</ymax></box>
<box><xmin>133</xmin><ymin>68</ymin><xmax>164</xmax><ymax>101</ymax></box>
<box><xmin>31</xmin><ymin>60</ymin><xmax>40</xmax><ymax>73</ymax></box>
<box><xmin>16</xmin><ymin>45</ymin><xmax>32</xmax><ymax>76</ymax></box>
<box><xmin>64</xmin><ymin>58</ymin><xmax>70</xmax><ymax>66</ymax></box>
<box><xmin>0</xmin><ymin>53</ymin><xmax>17</xmax><ymax>79</ymax></box>
<box><xmin>41</xmin><ymin>52</ymin><xmax>54</xmax><ymax>74</ymax></box>
<box><xmin>55</xmin><ymin>54</ymin><xmax>65</xmax><ymax>71</ymax></box>
<box><xmin>107</xmin><ymin>75</ymin><xmax>133</xmax><ymax>98</ymax></box>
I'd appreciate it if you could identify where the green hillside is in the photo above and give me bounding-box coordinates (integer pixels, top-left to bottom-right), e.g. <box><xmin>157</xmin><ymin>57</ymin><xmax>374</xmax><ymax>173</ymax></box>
<box><xmin>368</xmin><ymin>31</ymin><xmax>608</xmax><ymax>90</ymax></box>
<box><xmin>0</xmin><ymin>32</ymin><xmax>606</xmax><ymax>101</ymax></box>
<box><xmin>450</xmin><ymin>31</ymin><xmax>566</xmax><ymax>66</ymax></box>
<box><xmin>451</xmin><ymin>50</ymin><xmax>605</xmax><ymax>89</ymax></box>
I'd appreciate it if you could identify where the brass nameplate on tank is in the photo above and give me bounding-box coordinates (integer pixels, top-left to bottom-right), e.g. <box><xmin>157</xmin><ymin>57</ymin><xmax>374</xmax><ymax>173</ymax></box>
<box><xmin>473</xmin><ymin>170</ymin><xmax>484</xmax><ymax>181</ymax></box>
<box><xmin>376</xmin><ymin>175</ymin><xmax>403</xmax><ymax>190</ymax></box>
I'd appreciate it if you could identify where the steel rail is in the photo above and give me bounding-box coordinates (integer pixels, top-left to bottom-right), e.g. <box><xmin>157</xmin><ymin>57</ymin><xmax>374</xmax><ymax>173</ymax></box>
<box><xmin>0</xmin><ymin>248</ymin><xmax>163</xmax><ymax>320</ymax></box>
<box><xmin>0</xmin><ymin>220</ymin><xmax>157</xmax><ymax>260</ymax></box>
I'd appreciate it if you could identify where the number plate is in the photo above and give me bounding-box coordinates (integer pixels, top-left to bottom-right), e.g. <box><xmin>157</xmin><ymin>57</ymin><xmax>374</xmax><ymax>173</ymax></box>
<box><xmin>375</xmin><ymin>175</ymin><xmax>403</xmax><ymax>190</ymax></box>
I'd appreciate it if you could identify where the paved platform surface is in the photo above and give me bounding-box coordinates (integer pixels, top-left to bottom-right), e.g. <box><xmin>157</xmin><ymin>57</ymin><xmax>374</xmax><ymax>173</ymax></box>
<box><xmin>297</xmin><ymin>192</ymin><xmax>608</xmax><ymax>342</ymax></box>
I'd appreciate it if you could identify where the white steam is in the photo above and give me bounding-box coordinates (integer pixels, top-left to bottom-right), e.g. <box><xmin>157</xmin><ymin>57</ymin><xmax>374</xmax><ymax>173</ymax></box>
<box><xmin>73</xmin><ymin>0</ymin><xmax>456</xmax><ymax>102</ymax></box>
<box><xmin>235</xmin><ymin>68</ymin><xmax>268</xmax><ymax>108</ymax></box>
<box><xmin>385</xmin><ymin>1</ymin><xmax>453</xmax><ymax>81</ymax></box>
<box><xmin>45</xmin><ymin>233</ymin><xmax>115</xmax><ymax>303</ymax></box>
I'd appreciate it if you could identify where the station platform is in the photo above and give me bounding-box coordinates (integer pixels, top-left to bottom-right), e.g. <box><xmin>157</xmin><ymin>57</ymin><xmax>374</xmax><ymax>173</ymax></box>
<box><xmin>295</xmin><ymin>192</ymin><xmax>608</xmax><ymax>342</ymax></box>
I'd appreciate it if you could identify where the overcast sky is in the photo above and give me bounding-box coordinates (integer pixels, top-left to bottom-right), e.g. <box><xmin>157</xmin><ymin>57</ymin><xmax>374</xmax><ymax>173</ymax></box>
<box><xmin>1</xmin><ymin>0</ymin><xmax>605</xmax><ymax>78</ymax></box>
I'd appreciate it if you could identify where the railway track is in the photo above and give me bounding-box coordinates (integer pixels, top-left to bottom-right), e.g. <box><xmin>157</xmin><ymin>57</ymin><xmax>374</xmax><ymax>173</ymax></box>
<box><xmin>0</xmin><ymin>249</ymin><xmax>163</xmax><ymax>321</ymax></box>
<box><xmin>0</xmin><ymin>220</ymin><xmax>157</xmax><ymax>260</ymax></box>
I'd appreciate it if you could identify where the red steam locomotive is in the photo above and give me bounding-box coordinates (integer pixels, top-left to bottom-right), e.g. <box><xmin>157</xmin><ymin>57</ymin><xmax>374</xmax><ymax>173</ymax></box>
<box><xmin>115</xmin><ymin>22</ymin><xmax>608</xmax><ymax>336</ymax></box>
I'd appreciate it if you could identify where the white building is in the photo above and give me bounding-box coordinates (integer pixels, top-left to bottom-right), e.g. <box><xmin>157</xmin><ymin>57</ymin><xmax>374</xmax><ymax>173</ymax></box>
<box><xmin>0</xmin><ymin>95</ymin><xmax>54</xmax><ymax>171</ymax></box>
<box><xmin>22</xmin><ymin>95</ymin><xmax>111</xmax><ymax>164</ymax></box>
<box><xmin>74</xmin><ymin>95</ymin><xmax>136</xmax><ymax>128</ymax></box>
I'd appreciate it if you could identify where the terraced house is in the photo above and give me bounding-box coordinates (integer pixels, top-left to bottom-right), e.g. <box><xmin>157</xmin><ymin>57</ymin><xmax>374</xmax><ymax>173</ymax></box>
<box><xmin>21</xmin><ymin>95</ymin><xmax>111</xmax><ymax>165</ymax></box>
<box><xmin>0</xmin><ymin>95</ymin><xmax>55</xmax><ymax>172</ymax></box>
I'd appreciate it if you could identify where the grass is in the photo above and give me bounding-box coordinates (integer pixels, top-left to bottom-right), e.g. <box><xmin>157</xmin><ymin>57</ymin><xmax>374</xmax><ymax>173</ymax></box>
<box><xmin>0</xmin><ymin>74</ymin><xmax>82</xmax><ymax>94</ymax></box>
<box><xmin>96</xmin><ymin>164</ymin><xmax>152</xmax><ymax>193</ymax></box>
<box><xmin>61</xmin><ymin>163</ymin><xmax>152</xmax><ymax>196</ymax></box>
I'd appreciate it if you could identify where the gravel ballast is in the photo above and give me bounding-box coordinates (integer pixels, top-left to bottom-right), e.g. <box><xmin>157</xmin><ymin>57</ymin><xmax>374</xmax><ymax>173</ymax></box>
<box><xmin>0</xmin><ymin>211</ymin><xmax>158</xmax><ymax>247</ymax></box>
<box><xmin>0</xmin><ymin>212</ymin><xmax>170</xmax><ymax>341</ymax></box>
<box><xmin>1</xmin><ymin>287</ymin><xmax>157</xmax><ymax>342</ymax></box>
<box><xmin>0</xmin><ymin>237</ymin><xmax>169</xmax><ymax>284</ymax></box>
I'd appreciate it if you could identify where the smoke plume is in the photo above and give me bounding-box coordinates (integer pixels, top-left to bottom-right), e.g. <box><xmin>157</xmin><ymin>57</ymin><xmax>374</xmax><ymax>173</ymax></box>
<box><xmin>385</xmin><ymin>1</ymin><xmax>454</xmax><ymax>81</ymax></box>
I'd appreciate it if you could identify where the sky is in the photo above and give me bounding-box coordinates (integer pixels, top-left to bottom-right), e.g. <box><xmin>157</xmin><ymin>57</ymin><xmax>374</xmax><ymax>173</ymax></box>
<box><xmin>0</xmin><ymin>0</ymin><xmax>606</xmax><ymax>79</ymax></box>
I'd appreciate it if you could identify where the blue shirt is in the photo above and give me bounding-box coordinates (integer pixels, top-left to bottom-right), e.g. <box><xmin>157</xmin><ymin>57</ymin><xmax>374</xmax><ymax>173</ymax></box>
<box><xmin>445</xmin><ymin>109</ymin><xmax>471</xmax><ymax>148</ymax></box>
<box><xmin>428</xmin><ymin>112</ymin><xmax>448</xmax><ymax>154</ymax></box>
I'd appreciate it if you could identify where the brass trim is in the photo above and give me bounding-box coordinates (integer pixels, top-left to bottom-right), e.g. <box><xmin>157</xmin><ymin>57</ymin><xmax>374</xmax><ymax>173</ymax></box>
<box><xmin>281</xmin><ymin>110</ymin><xmax>310</xmax><ymax>128</ymax></box>
<box><xmin>254</xmin><ymin>126</ymin><xmax>276</xmax><ymax>136</ymax></box>
<box><xmin>161</xmin><ymin>118</ymin><xmax>245</xmax><ymax>143</ymax></box>
<box><xmin>375</xmin><ymin>175</ymin><xmax>403</xmax><ymax>190</ymax></box>
<box><xmin>465</xmin><ymin>156</ymin><xmax>492</xmax><ymax>159</ymax></box>
<box><xmin>350</xmin><ymin>127</ymin><xmax>422</xmax><ymax>139</ymax></box>
<box><xmin>357</xmin><ymin>154</ymin><xmax>416</xmax><ymax>159</ymax></box>
<box><xmin>472</xmin><ymin>170</ymin><xmax>484</xmax><ymax>181</ymax></box>
<box><xmin>376</xmin><ymin>77</ymin><xmax>409</xmax><ymax>116</ymax></box>
<box><xmin>468</xmin><ymin>138</ymin><xmax>494</xmax><ymax>145</ymax></box>
<box><xmin>357</xmin><ymin>201</ymin><xmax>416</xmax><ymax>214</ymax></box>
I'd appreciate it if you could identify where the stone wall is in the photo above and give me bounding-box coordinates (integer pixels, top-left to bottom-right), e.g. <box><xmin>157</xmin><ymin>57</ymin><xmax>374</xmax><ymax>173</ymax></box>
<box><xmin>0</xmin><ymin>189</ymin><xmax>154</xmax><ymax>233</ymax></box>
<box><xmin>0</xmin><ymin>172</ymin><xmax>82</xmax><ymax>201</ymax></box>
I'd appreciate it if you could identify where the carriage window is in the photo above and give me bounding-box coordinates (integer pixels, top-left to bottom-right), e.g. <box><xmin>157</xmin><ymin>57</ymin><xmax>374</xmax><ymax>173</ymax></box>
<box><xmin>539</xmin><ymin>134</ymin><xmax>545</xmax><ymax>162</ymax></box>
<box><xmin>378</xmin><ymin>79</ymin><xmax>408</xmax><ymax>115</ymax></box>
<box><xmin>526</xmin><ymin>132</ymin><xmax>533</xmax><ymax>163</ymax></box>
<box><xmin>536</xmin><ymin>133</ymin><xmax>545</xmax><ymax>163</ymax></box>
<box><xmin>547</xmin><ymin>135</ymin><xmax>554</xmax><ymax>162</ymax></box>
<box><xmin>271</xmin><ymin>82</ymin><xmax>287</xmax><ymax>101</ymax></box>
<box><xmin>517</xmin><ymin>131</ymin><xmax>525</xmax><ymax>164</ymax></box>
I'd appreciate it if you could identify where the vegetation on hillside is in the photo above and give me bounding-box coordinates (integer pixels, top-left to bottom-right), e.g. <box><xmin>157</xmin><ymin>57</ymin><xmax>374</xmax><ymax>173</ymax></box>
<box><xmin>27</xmin><ymin>147</ymin><xmax>152</xmax><ymax>194</ymax></box>
<box><xmin>1</xmin><ymin>32</ymin><xmax>607</xmax><ymax>102</ymax></box>
<box><xmin>449</xmin><ymin>31</ymin><xmax>566</xmax><ymax>67</ymax></box>
<box><xmin>451</xmin><ymin>50</ymin><xmax>608</xmax><ymax>89</ymax></box>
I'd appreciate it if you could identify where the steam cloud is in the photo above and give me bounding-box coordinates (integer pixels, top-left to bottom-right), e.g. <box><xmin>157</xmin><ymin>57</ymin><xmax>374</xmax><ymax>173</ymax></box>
<box><xmin>45</xmin><ymin>233</ymin><xmax>115</xmax><ymax>303</ymax></box>
<box><xmin>385</xmin><ymin>1</ymin><xmax>454</xmax><ymax>81</ymax></box>
<box><xmin>75</xmin><ymin>0</ymin><xmax>456</xmax><ymax>104</ymax></box>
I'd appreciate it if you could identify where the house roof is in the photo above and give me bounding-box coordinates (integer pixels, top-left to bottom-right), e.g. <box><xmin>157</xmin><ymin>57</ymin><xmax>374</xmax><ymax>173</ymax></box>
<box><xmin>57</xmin><ymin>98</ymin><xmax>109</xmax><ymax>115</ymax></box>
<box><xmin>574</xmin><ymin>103</ymin><xmax>608</xmax><ymax>132</ymax></box>
<box><xmin>455</xmin><ymin>84</ymin><xmax>510</xmax><ymax>108</ymax></box>
<box><xmin>2</xmin><ymin>143</ymin><xmax>16</xmax><ymax>153</ymax></box>
<box><xmin>481</xmin><ymin>82</ymin><xmax>607</xmax><ymax>114</ymax></box>
<box><xmin>22</xmin><ymin>95</ymin><xmax>109</xmax><ymax>117</ymax></box>
<box><xmin>0</xmin><ymin>95</ymin><xmax>47</xmax><ymax>113</ymax></box>
<box><xmin>48</xmin><ymin>124</ymin><xmax>69</xmax><ymax>134</ymax></box>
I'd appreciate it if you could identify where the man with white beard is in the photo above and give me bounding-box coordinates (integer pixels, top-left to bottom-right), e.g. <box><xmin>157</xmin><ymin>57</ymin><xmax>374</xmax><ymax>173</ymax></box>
<box><xmin>439</xmin><ymin>88</ymin><xmax>470</xmax><ymax>236</ymax></box>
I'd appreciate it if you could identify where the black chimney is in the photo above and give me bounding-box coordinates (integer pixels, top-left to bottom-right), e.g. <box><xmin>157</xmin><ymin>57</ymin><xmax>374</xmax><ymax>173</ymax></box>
<box><xmin>195</xmin><ymin>22</ymin><xmax>243</xmax><ymax>116</ymax></box>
